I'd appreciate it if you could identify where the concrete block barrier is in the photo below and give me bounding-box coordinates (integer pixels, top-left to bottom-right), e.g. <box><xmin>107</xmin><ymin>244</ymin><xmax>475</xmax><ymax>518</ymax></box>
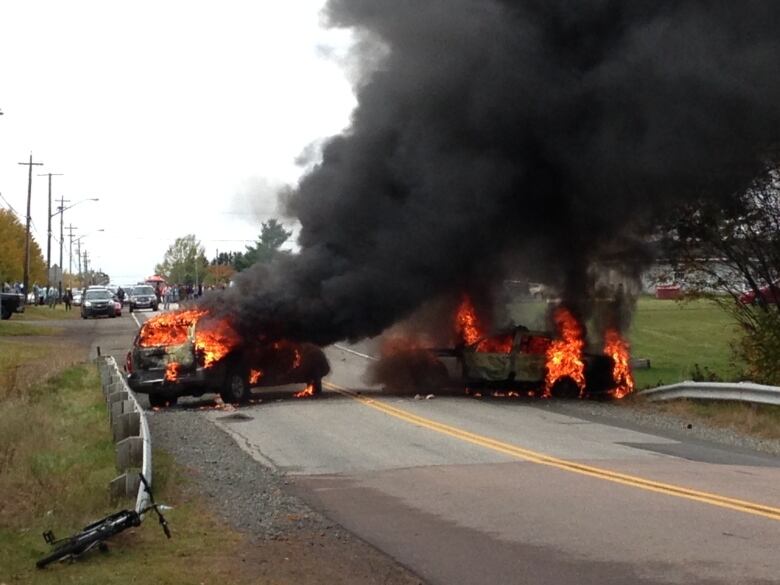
<box><xmin>112</xmin><ymin>411</ymin><xmax>141</xmax><ymax>442</ymax></box>
<box><xmin>97</xmin><ymin>355</ymin><xmax>153</xmax><ymax>513</ymax></box>
<box><xmin>116</xmin><ymin>437</ymin><xmax>144</xmax><ymax>470</ymax></box>
<box><xmin>109</xmin><ymin>472</ymin><xmax>141</xmax><ymax>500</ymax></box>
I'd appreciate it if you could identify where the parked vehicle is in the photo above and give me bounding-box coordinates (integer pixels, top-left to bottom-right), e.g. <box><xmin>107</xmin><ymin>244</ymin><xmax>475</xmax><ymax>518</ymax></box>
<box><xmin>81</xmin><ymin>288</ymin><xmax>116</xmax><ymax>319</ymax></box>
<box><xmin>128</xmin><ymin>285</ymin><xmax>159</xmax><ymax>313</ymax></box>
<box><xmin>113</xmin><ymin>299</ymin><xmax>123</xmax><ymax>317</ymax></box>
<box><xmin>739</xmin><ymin>281</ymin><xmax>780</xmax><ymax>305</ymax></box>
<box><xmin>72</xmin><ymin>291</ymin><xmax>83</xmax><ymax>306</ymax></box>
<box><xmin>126</xmin><ymin>311</ymin><xmax>330</xmax><ymax>407</ymax></box>
<box><xmin>0</xmin><ymin>291</ymin><xmax>25</xmax><ymax>320</ymax></box>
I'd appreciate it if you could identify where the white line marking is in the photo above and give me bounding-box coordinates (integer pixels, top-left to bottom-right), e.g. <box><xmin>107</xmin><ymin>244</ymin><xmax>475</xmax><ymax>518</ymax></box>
<box><xmin>131</xmin><ymin>312</ymin><xmax>142</xmax><ymax>329</ymax></box>
<box><xmin>332</xmin><ymin>343</ymin><xmax>378</xmax><ymax>361</ymax></box>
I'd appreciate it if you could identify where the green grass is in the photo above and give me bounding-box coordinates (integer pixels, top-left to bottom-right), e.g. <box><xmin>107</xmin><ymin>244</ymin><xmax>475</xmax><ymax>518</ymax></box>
<box><xmin>15</xmin><ymin>303</ymin><xmax>81</xmax><ymax>321</ymax></box>
<box><xmin>629</xmin><ymin>298</ymin><xmax>740</xmax><ymax>388</ymax></box>
<box><xmin>0</xmin><ymin>320</ymin><xmax>268</xmax><ymax>583</ymax></box>
<box><xmin>0</xmin><ymin>321</ymin><xmax>61</xmax><ymax>336</ymax></box>
<box><xmin>0</xmin><ymin>361</ymin><xmax>259</xmax><ymax>584</ymax></box>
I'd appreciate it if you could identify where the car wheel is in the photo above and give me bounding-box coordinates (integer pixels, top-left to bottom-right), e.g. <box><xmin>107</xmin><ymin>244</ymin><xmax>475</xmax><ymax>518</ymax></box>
<box><xmin>550</xmin><ymin>377</ymin><xmax>581</xmax><ymax>399</ymax></box>
<box><xmin>220</xmin><ymin>369</ymin><xmax>250</xmax><ymax>404</ymax></box>
<box><xmin>310</xmin><ymin>378</ymin><xmax>323</xmax><ymax>395</ymax></box>
<box><xmin>129</xmin><ymin>306</ymin><xmax>134</xmax><ymax>313</ymax></box>
<box><xmin>0</xmin><ymin>306</ymin><xmax>11</xmax><ymax>320</ymax></box>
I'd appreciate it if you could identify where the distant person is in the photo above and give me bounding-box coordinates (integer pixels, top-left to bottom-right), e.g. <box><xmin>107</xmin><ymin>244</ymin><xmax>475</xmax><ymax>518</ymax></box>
<box><xmin>48</xmin><ymin>286</ymin><xmax>57</xmax><ymax>308</ymax></box>
<box><xmin>163</xmin><ymin>285</ymin><xmax>172</xmax><ymax>310</ymax></box>
<box><xmin>63</xmin><ymin>289</ymin><xmax>72</xmax><ymax>311</ymax></box>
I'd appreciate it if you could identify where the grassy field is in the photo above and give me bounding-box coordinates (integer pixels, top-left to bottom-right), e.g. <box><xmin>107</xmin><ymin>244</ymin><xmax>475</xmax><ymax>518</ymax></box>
<box><xmin>0</xmin><ymin>363</ymin><xmax>264</xmax><ymax>583</ymax></box>
<box><xmin>14</xmin><ymin>303</ymin><xmax>81</xmax><ymax>321</ymax></box>
<box><xmin>0</xmin><ymin>325</ymin><xmax>271</xmax><ymax>583</ymax></box>
<box><xmin>629</xmin><ymin>298</ymin><xmax>741</xmax><ymax>388</ymax></box>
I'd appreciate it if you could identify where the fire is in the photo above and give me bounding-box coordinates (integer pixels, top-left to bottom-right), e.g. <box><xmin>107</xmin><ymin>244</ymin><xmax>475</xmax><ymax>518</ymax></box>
<box><xmin>139</xmin><ymin>310</ymin><xmax>206</xmax><ymax>347</ymax></box>
<box><xmin>139</xmin><ymin>309</ymin><xmax>239</xmax><ymax>370</ymax></box>
<box><xmin>455</xmin><ymin>295</ymin><xmax>512</xmax><ymax>352</ymax></box>
<box><xmin>294</xmin><ymin>383</ymin><xmax>316</xmax><ymax>398</ymax></box>
<box><xmin>455</xmin><ymin>295</ymin><xmax>481</xmax><ymax>345</ymax></box>
<box><xmin>544</xmin><ymin>307</ymin><xmax>586</xmax><ymax>398</ymax></box>
<box><xmin>165</xmin><ymin>362</ymin><xmax>181</xmax><ymax>382</ymax></box>
<box><xmin>195</xmin><ymin>318</ymin><xmax>239</xmax><ymax>367</ymax></box>
<box><xmin>603</xmin><ymin>329</ymin><xmax>635</xmax><ymax>399</ymax></box>
<box><xmin>249</xmin><ymin>369</ymin><xmax>263</xmax><ymax>384</ymax></box>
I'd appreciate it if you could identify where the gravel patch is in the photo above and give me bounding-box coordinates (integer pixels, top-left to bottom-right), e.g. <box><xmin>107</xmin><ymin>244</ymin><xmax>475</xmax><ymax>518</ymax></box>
<box><xmin>543</xmin><ymin>399</ymin><xmax>780</xmax><ymax>457</ymax></box>
<box><xmin>147</xmin><ymin>408</ymin><xmax>346</xmax><ymax>541</ymax></box>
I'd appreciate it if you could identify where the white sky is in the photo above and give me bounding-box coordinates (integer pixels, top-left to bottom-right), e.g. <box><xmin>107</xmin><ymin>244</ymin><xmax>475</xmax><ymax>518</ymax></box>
<box><xmin>0</xmin><ymin>1</ymin><xmax>356</xmax><ymax>284</ymax></box>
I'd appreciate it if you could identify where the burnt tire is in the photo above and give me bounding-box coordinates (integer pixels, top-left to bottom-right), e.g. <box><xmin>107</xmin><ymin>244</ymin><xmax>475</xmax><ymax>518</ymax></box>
<box><xmin>310</xmin><ymin>378</ymin><xmax>323</xmax><ymax>396</ymax></box>
<box><xmin>221</xmin><ymin>369</ymin><xmax>250</xmax><ymax>404</ymax></box>
<box><xmin>550</xmin><ymin>377</ymin><xmax>581</xmax><ymax>399</ymax></box>
<box><xmin>1</xmin><ymin>306</ymin><xmax>11</xmax><ymax>320</ymax></box>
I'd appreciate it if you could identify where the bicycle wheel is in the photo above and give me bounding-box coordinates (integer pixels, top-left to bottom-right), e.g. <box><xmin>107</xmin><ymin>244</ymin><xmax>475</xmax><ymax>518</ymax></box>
<box><xmin>36</xmin><ymin>534</ymin><xmax>98</xmax><ymax>568</ymax></box>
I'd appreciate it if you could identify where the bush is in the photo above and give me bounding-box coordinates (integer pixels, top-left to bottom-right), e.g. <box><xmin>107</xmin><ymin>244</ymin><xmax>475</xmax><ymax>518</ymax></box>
<box><xmin>734</xmin><ymin>311</ymin><xmax>780</xmax><ymax>385</ymax></box>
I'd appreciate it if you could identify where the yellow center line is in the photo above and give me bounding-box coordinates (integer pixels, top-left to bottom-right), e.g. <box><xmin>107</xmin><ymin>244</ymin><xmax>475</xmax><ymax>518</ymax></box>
<box><xmin>324</xmin><ymin>381</ymin><xmax>780</xmax><ymax>522</ymax></box>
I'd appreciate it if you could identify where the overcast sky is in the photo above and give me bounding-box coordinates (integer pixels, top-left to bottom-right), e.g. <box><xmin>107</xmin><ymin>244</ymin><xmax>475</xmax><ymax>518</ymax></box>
<box><xmin>0</xmin><ymin>1</ymin><xmax>356</xmax><ymax>284</ymax></box>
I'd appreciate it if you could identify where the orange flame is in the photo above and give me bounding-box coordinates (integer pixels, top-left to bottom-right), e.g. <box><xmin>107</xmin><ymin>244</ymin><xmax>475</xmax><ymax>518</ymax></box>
<box><xmin>139</xmin><ymin>309</ymin><xmax>239</xmax><ymax>370</ymax></box>
<box><xmin>165</xmin><ymin>362</ymin><xmax>181</xmax><ymax>382</ymax></box>
<box><xmin>454</xmin><ymin>295</ymin><xmax>512</xmax><ymax>352</ymax></box>
<box><xmin>455</xmin><ymin>295</ymin><xmax>481</xmax><ymax>345</ymax></box>
<box><xmin>544</xmin><ymin>307</ymin><xmax>586</xmax><ymax>397</ymax></box>
<box><xmin>195</xmin><ymin>318</ymin><xmax>239</xmax><ymax>367</ymax></box>
<box><xmin>139</xmin><ymin>310</ymin><xmax>206</xmax><ymax>347</ymax></box>
<box><xmin>293</xmin><ymin>383</ymin><xmax>316</xmax><ymax>398</ymax></box>
<box><xmin>249</xmin><ymin>369</ymin><xmax>263</xmax><ymax>385</ymax></box>
<box><xmin>603</xmin><ymin>329</ymin><xmax>635</xmax><ymax>399</ymax></box>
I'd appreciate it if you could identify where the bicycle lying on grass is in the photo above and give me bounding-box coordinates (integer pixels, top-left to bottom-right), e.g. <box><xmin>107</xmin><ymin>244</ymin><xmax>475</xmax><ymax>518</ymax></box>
<box><xmin>36</xmin><ymin>473</ymin><xmax>171</xmax><ymax>568</ymax></box>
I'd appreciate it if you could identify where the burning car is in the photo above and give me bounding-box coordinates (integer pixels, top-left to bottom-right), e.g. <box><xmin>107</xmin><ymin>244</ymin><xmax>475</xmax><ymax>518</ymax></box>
<box><xmin>126</xmin><ymin>309</ymin><xmax>330</xmax><ymax>407</ymax></box>
<box><xmin>432</xmin><ymin>296</ymin><xmax>634</xmax><ymax>399</ymax></box>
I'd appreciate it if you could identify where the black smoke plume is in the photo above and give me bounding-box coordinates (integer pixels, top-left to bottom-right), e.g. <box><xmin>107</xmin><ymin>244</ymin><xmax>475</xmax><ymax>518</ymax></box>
<box><xmin>209</xmin><ymin>0</ymin><xmax>780</xmax><ymax>345</ymax></box>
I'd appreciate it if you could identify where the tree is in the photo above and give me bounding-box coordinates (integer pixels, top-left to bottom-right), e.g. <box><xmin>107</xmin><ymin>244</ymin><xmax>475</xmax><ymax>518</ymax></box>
<box><xmin>664</xmin><ymin>165</ymin><xmax>780</xmax><ymax>382</ymax></box>
<box><xmin>204</xmin><ymin>264</ymin><xmax>235</xmax><ymax>287</ymax></box>
<box><xmin>155</xmin><ymin>234</ymin><xmax>209</xmax><ymax>286</ymax></box>
<box><xmin>0</xmin><ymin>209</ymin><xmax>46</xmax><ymax>286</ymax></box>
<box><xmin>212</xmin><ymin>251</ymin><xmax>245</xmax><ymax>270</ymax></box>
<box><xmin>235</xmin><ymin>219</ymin><xmax>292</xmax><ymax>271</ymax></box>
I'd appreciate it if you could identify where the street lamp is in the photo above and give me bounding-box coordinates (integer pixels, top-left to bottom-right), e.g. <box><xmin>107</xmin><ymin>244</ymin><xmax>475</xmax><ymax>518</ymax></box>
<box><xmin>53</xmin><ymin>197</ymin><xmax>99</xmax><ymax>295</ymax></box>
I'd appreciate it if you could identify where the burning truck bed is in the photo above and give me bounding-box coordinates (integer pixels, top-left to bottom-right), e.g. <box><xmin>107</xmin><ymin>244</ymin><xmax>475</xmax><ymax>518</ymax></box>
<box><xmin>126</xmin><ymin>309</ymin><xmax>330</xmax><ymax>407</ymax></box>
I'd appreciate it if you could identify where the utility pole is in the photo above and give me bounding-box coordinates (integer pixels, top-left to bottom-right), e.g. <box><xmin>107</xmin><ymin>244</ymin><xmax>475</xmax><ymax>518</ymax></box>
<box><xmin>17</xmin><ymin>154</ymin><xmax>43</xmax><ymax>298</ymax></box>
<box><xmin>66</xmin><ymin>224</ymin><xmax>77</xmax><ymax>282</ymax></box>
<box><xmin>38</xmin><ymin>172</ymin><xmax>63</xmax><ymax>292</ymax></box>
<box><xmin>83</xmin><ymin>250</ymin><xmax>89</xmax><ymax>285</ymax></box>
<box><xmin>57</xmin><ymin>196</ymin><xmax>69</xmax><ymax>296</ymax></box>
<box><xmin>77</xmin><ymin>239</ymin><xmax>82</xmax><ymax>285</ymax></box>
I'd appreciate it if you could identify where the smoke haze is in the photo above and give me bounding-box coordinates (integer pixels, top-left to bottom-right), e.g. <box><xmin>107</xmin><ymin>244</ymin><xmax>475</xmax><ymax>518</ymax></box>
<box><xmin>211</xmin><ymin>0</ymin><xmax>780</xmax><ymax>345</ymax></box>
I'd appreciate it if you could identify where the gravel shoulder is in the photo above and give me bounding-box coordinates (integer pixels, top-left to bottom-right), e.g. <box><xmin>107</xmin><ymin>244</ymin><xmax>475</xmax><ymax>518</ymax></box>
<box><xmin>149</xmin><ymin>408</ymin><xmax>424</xmax><ymax>585</ymax></box>
<box><xmin>541</xmin><ymin>398</ymin><xmax>780</xmax><ymax>457</ymax></box>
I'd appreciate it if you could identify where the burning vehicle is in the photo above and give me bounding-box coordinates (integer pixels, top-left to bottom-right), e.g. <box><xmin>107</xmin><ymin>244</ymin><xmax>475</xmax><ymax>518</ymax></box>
<box><xmin>427</xmin><ymin>296</ymin><xmax>634</xmax><ymax>399</ymax></box>
<box><xmin>126</xmin><ymin>309</ymin><xmax>330</xmax><ymax>407</ymax></box>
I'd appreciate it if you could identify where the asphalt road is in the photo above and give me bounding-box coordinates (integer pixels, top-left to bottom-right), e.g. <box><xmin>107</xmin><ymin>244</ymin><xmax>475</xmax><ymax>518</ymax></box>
<box><xmin>95</xmin><ymin>309</ymin><xmax>780</xmax><ymax>585</ymax></box>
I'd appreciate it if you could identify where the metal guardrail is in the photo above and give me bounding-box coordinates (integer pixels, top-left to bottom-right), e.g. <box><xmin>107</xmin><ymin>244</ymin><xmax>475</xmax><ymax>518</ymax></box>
<box><xmin>639</xmin><ymin>381</ymin><xmax>780</xmax><ymax>406</ymax></box>
<box><xmin>98</xmin><ymin>356</ymin><xmax>153</xmax><ymax>513</ymax></box>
